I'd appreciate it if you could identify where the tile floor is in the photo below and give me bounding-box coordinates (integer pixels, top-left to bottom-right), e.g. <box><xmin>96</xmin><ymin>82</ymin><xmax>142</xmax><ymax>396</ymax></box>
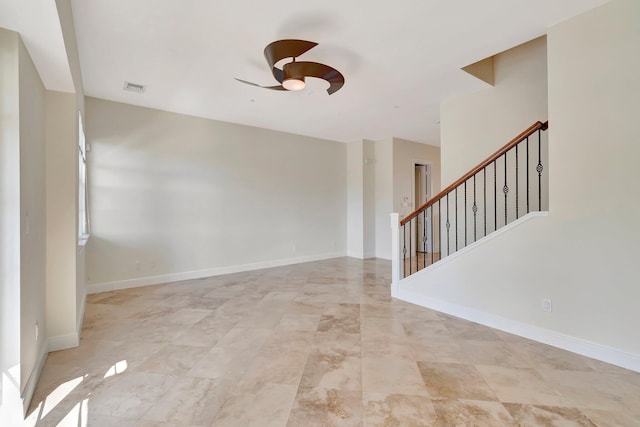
<box><xmin>27</xmin><ymin>258</ymin><xmax>640</xmax><ymax>426</ymax></box>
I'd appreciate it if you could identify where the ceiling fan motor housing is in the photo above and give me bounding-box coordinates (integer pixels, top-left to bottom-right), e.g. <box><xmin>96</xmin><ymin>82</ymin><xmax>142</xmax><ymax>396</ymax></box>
<box><xmin>282</xmin><ymin>62</ymin><xmax>306</xmax><ymax>90</ymax></box>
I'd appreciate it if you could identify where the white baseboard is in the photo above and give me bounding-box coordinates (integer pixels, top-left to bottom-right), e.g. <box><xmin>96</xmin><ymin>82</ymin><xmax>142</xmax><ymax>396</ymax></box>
<box><xmin>87</xmin><ymin>251</ymin><xmax>346</xmax><ymax>294</ymax></box>
<box><xmin>347</xmin><ymin>250</ymin><xmax>364</xmax><ymax>259</ymax></box>
<box><xmin>347</xmin><ymin>251</ymin><xmax>378</xmax><ymax>260</ymax></box>
<box><xmin>397</xmin><ymin>288</ymin><xmax>640</xmax><ymax>373</ymax></box>
<box><xmin>21</xmin><ymin>341</ymin><xmax>48</xmax><ymax>414</ymax></box>
<box><xmin>48</xmin><ymin>333</ymin><xmax>79</xmax><ymax>353</ymax></box>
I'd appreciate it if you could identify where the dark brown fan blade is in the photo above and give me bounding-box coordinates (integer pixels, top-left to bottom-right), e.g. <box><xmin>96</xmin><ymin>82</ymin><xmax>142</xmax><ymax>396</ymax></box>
<box><xmin>264</xmin><ymin>40</ymin><xmax>318</xmax><ymax>83</ymax></box>
<box><xmin>234</xmin><ymin>78</ymin><xmax>287</xmax><ymax>91</ymax></box>
<box><xmin>284</xmin><ymin>61</ymin><xmax>345</xmax><ymax>95</ymax></box>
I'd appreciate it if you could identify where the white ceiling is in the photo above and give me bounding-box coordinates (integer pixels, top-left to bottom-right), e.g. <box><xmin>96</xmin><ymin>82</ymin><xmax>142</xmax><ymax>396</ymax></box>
<box><xmin>0</xmin><ymin>0</ymin><xmax>73</xmax><ymax>92</ymax></box>
<box><xmin>3</xmin><ymin>0</ymin><xmax>610</xmax><ymax>145</ymax></box>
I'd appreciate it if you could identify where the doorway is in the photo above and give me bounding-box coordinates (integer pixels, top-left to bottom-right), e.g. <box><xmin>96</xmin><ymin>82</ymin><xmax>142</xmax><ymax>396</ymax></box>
<box><xmin>414</xmin><ymin>163</ymin><xmax>432</xmax><ymax>253</ymax></box>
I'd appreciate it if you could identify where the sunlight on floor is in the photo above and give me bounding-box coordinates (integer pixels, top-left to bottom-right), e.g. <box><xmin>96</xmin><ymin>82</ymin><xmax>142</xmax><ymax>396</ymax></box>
<box><xmin>41</xmin><ymin>376</ymin><xmax>84</xmax><ymax>419</ymax></box>
<box><xmin>104</xmin><ymin>360</ymin><xmax>128</xmax><ymax>379</ymax></box>
<box><xmin>1</xmin><ymin>368</ymin><xmax>23</xmax><ymax>426</ymax></box>
<box><xmin>25</xmin><ymin>360</ymin><xmax>128</xmax><ymax>426</ymax></box>
<box><xmin>58</xmin><ymin>398</ymin><xmax>89</xmax><ymax>427</ymax></box>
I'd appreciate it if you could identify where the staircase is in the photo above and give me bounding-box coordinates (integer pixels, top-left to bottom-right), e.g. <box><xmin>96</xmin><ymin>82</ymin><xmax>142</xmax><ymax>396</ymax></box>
<box><xmin>392</xmin><ymin>121</ymin><xmax>548</xmax><ymax>281</ymax></box>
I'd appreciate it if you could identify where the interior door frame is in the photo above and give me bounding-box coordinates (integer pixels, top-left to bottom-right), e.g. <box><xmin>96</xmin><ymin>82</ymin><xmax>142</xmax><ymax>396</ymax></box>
<box><xmin>411</xmin><ymin>159</ymin><xmax>433</xmax><ymax>253</ymax></box>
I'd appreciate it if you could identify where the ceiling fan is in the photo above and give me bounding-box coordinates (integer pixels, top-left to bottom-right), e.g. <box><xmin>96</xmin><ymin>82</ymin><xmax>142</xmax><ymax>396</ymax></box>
<box><xmin>236</xmin><ymin>39</ymin><xmax>345</xmax><ymax>95</ymax></box>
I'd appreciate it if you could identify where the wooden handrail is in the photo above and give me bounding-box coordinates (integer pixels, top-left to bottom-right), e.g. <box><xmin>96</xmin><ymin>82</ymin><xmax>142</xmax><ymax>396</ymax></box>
<box><xmin>400</xmin><ymin>120</ymin><xmax>548</xmax><ymax>226</ymax></box>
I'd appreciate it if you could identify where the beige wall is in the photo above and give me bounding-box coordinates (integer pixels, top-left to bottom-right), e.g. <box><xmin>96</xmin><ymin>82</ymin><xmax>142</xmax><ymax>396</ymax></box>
<box><xmin>347</xmin><ymin>140</ymin><xmax>376</xmax><ymax>259</ymax></box>
<box><xmin>393</xmin><ymin>138</ymin><xmax>441</xmax><ymax>256</ymax></box>
<box><xmin>347</xmin><ymin>141</ymin><xmax>364</xmax><ymax>257</ymax></box>
<box><xmin>393</xmin><ymin>138</ymin><xmax>441</xmax><ymax>217</ymax></box>
<box><xmin>55</xmin><ymin>0</ymin><xmax>86</xmax><ymax>347</ymax></box>
<box><xmin>0</xmin><ymin>28</ymin><xmax>50</xmax><ymax>421</ymax></box>
<box><xmin>0</xmin><ymin>27</ymin><xmax>23</xmax><ymax>424</ymax></box>
<box><xmin>18</xmin><ymin>36</ymin><xmax>47</xmax><ymax>397</ymax></box>
<box><xmin>374</xmin><ymin>139</ymin><xmax>393</xmax><ymax>259</ymax></box>
<box><xmin>544</xmin><ymin>0</ymin><xmax>640</xmax><ymax>356</ymax></box>
<box><xmin>45</xmin><ymin>91</ymin><xmax>78</xmax><ymax>343</ymax></box>
<box><xmin>362</xmin><ymin>140</ymin><xmax>375</xmax><ymax>258</ymax></box>
<box><xmin>441</xmin><ymin>36</ymin><xmax>548</xmax><ymax>184</ymax></box>
<box><xmin>86</xmin><ymin>97</ymin><xmax>347</xmax><ymax>286</ymax></box>
<box><xmin>400</xmin><ymin>0</ymin><xmax>640</xmax><ymax>369</ymax></box>
<box><xmin>371</xmin><ymin>137</ymin><xmax>440</xmax><ymax>259</ymax></box>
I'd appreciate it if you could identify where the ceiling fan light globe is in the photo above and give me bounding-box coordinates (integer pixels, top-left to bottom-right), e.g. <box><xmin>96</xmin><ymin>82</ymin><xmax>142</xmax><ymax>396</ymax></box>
<box><xmin>283</xmin><ymin>77</ymin><xmax>305</xmax><ymax>91</ymax></box>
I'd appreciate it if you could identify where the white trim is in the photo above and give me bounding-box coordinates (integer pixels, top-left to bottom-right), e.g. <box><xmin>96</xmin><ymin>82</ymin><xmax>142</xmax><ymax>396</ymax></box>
<box><xmin>48</xmin><ymin>333</ymin><xmax>79</xmax><ymax>352</ymax></box>
<box><xmin>76</xmin><ymin>283</ymin><xmax>87</xmax><ymax>335</ymax></box>
<box><xmin>396</xmin><ymin>287</ymin><xmax>640</xmax><ymax>373</ymax></box>
<box><xmin>87</xmin><ymin>251</ymin><xmax>346</xmax><ymax>294</ymax></box>
<box><xmin>411</xmin><ymin>211</ymin><xmax>548</xmax><ymax>276</ymax></box>
<box><xmin>21</xmin><ymin>341</ymin><xmax>48</xmax><ymax>414</ymax></box>
<box><xmin>390</xmin><ymin>213</ymin><xmax>401</xmax><ymax>297</ymax></box>
<box><xmin>346</xmin><ymin>251</ymin><xmax>377</xmax><ymax>260</ymax></box>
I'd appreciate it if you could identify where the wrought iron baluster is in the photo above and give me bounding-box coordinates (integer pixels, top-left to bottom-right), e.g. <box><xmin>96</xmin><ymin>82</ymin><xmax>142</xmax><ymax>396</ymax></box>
<box><xmin>526</xmin><ymin>136</ymin><xmax>530</xmax><ymax>214</ymax></box>
<box><xmin>503</xmin><ymin>154</ymin><xmax>508</xmax><ymax>226</ymax></box>
<box><xmin>438</xmin><ymin>199</ymin><xmax>441</xmax><ymax>262</ymax></box>
<box><xmin>422</xmin><ymin>211</ymin><xmax>428</xmax><ymax>268</ymax></box>
<box><xmin>494</xmin><ymin>160</ymin><xmax>497</xmax><ymax>231</ymax></box>
<box><xmin>455</xmin><ymin>188</ymin><xmax>458</xmax><ymax>251</ymax></box>
<box><xmin>473</xmin><ymin>174</ymin><xmax>477</xmax><ymax>242</ymax></box>
<box><xmin>464</xmin><ymin>181</ymin><xmax>467</xmax><ymax>247</ymax></box>
<box><xmin>402</xmin><ymin>223</ymin><xmax>407</xmax><ymax>278</ymax></box>
<box><xmin>409</xmin><ymin>220</ymin><xmax>412</xmax><ymax>275</ymax></box>
<box><xmin>446</xmin><ymin>193</ymin><xmax>450</xmax><ymax>256</ymax></box>
<box><xmin>430</xmin><ymin>204</ymin><xmax>434</xmax><ymax>266</ymax></box>
<box><xmin>416</xmin><ymin>214</ymin><xmax>424</xmax><ymax>271</ymax></box>
<box><xmin>537</xmin><ymin>129</ymin><xmax>543</xmax><ymax>211</ymax></box>
<box><xmin>515</xmin><ymin>144</ymin><xmax>519</xmax><ymax>219</ymax></box>
<box><xmin>483</xmin><ymin>167</ymin><xmax>487</xmax><ymax>237</ymax></box>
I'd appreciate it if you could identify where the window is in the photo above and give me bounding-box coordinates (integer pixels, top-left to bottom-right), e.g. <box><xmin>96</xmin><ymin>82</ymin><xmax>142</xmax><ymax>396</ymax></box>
<box><xmin>78</xmin><ymin>111</ymin><xmax>90</xmax><ymax>244</ymax></box>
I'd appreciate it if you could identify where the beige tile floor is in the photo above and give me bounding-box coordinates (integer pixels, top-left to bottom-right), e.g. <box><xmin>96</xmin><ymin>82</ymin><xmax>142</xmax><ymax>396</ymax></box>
<box><xmin>27</xmin><ymin>258</ymin><xmax>640</xmax><ymax>426</ymax></box>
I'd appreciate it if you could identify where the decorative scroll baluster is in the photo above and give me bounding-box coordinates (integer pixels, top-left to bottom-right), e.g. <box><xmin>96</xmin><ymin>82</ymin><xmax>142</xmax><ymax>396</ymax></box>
<box><xmin>473</xmin><ymin>174</ymin><xmax>477</xmax><ymax>242</ymax></box>
<box><xmin>446</xmin><ymin>193</ymin><xmax>450</xmax><ymax>256</ymax></box>
<box><xmin>537</xmin><ymin>129</ymin><xmax>543</xmax><ymax>211</ymax></box>
<box><xmin>503</xmin><ymin>154</ymin><xmax>508</xmax><ymax>226</ymax></box>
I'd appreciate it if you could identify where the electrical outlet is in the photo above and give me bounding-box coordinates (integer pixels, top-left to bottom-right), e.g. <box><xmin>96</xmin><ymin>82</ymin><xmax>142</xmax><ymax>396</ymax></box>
<box><xmin>542</xmin><ymin>298</ymin><xmax>553</xmax><ymax>313</ymax></box>
<box><xmin>135</xmin><ymin>261</ymin><xmax>141</xmax><ymax>271</ymax></box>
<box><xmin>35</xmin><ymin>321</ymin><xmax>39</xmax><ymax>341</ymax></box>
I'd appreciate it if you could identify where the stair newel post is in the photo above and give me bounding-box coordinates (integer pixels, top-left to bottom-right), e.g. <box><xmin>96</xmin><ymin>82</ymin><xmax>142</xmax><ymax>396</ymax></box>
<box><xmin>390</xmin><ymin>213</ymin><xmax>401</xmax><ymax>297</ymax></box>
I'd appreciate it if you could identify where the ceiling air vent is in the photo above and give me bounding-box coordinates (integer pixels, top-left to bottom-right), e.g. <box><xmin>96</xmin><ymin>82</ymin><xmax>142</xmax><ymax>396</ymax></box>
<box><xmin>123</xmin><ymin>81</ymin><xmax>145</xmax><ymax>94</ymax></box>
